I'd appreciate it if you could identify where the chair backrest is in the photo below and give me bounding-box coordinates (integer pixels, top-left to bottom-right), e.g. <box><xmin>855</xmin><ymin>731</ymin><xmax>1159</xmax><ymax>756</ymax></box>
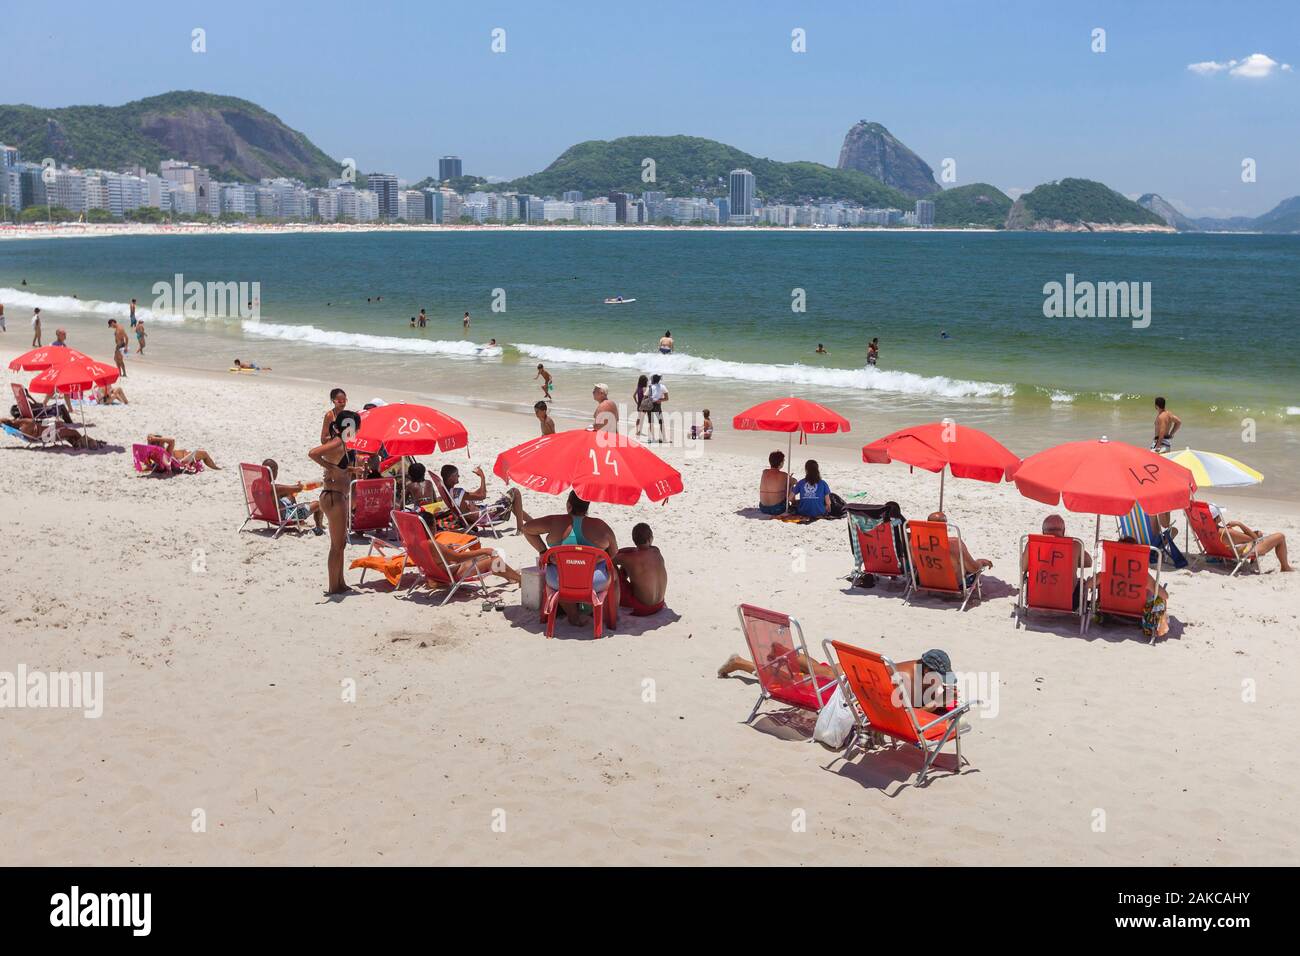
<box><xmin>1117</xmin><ymin>502</ymin><xmax>1159</xmax><ymax>547</ymax></box>
<box><xmin>133</xmin><ymin>443</ymin><xmax>165</xmax><ymax>474</ymax></box>
<box><xmin>239</xmin><ymin>462</ymin><xmax>281</xmax><ymax>522</ymax></box>
<box><xmin>541</xmin><ymin>545</ymin><xmax>605</xmax><ymax>599</ymax></box>
<box><xmin>350</xmin><ymin>478</ymin><xmax>396</xmax><ymax>533</ymax></box>
<box><xmin>737</xmin><ymin>604</ymin><xmax>813</xmax><ymax>706</ymax></box>
<box><xmin>432</xmin><ymin>475</ymin><xmax>471</xmax><ymax>527</ymax></box>
<box><xmin>907</xmin><ymin>520</ymin><xmax>963</xmax><ymax>593</ymax></box>
<box><xmin>1186</xmin><ymin>501</ymin><xmax>1234</xmax><ymax>558</ymax></box>
<box><xmin>11</xmin><ymin>382</ymin><xmax>34</xmax><ymax>419</ymax></box>
<box><xmin>1098</xmin><ymin>540</ymin><xmax>1156</xmax><ymax>617</ymax></box>
<box><xmin>829</xmin><ymin>640</ymin><xmax>919</xmax><ymax>742</ymax></box>
<box><xmin>393</xmin><ymin>510</ymin><xmax>447</xmax><ymax>583</ymax></box>
<box><xmin>856</xmin><ymin>521</ymin><xmax>903</xmax><ymax>577</ymax></box>
<box><xmin>1023</xmin><ymin>534</ymin><xmax>1082</xmax><ymax>611</ymax></box>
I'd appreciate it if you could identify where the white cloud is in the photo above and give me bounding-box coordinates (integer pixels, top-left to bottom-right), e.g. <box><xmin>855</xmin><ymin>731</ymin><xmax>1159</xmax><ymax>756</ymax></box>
<box><xmin>1187</xmin><ymin>52</ymin><xmax>1292</xmax><ymax>78</ymax></box>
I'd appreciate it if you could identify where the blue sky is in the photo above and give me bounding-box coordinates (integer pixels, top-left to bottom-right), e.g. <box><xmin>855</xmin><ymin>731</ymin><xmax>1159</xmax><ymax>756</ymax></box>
<box><xmin>6</xmin><ymin>0</ymin><xmax>1297</xmax><ymax>216</ymax></box>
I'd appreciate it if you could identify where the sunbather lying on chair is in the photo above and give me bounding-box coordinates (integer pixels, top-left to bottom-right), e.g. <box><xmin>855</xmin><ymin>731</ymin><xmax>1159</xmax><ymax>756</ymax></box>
<box><xmin>930</xmin><ymin>511</ymin><xmax>993</xmax><ymax>583</ymax></box>
<box><xmin>1209</xmin><ymin>505</ymin><xmax>1292</xmax><ymax>572</ymax></box>
<box><xmin>429</xmin><ymin>535</ymin><xmax>522</xmax><ymax>586</ymax></box>
<box><xmin>262</xmin><ymin>458</ymin><xmax>324</xmax><ymax>535</ymax></box>
<box><xmin>3</xmin><ymin>417</ymin><xmax>106</xmax><ymax>450</ymax></box>
<box><xmin>146</xmin><ymin>434</ymin><xmax>221</xmax><ymax>470</ymax></box>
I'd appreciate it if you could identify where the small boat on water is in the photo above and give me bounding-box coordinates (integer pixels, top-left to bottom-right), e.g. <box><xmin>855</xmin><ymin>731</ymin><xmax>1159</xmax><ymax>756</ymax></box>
<box><xmin>603</xmin><ymin>296</ymin><xmax>636</xmax><ymax>304</ymax></box>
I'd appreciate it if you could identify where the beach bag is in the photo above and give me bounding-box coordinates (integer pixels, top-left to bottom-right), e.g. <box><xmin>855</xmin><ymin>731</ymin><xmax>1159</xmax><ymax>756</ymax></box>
<box><xmin>813</xmin><ymin>683</ymin><xmax>854</xmax><ymax>749</ymax></box>
<box><xmin>637</xmin><ymin>397</ymin><xmax>655</xmax><ymax>412</ymax></box>
<box><xmin>1159</xmin><ymin>529</ymin><xmax>1189</xmax><ymax>570</ymax></box>
<box><xmin>826</xmin><ymin>493</ymin><xmax>847</xmax><ymax>519</ymax></box>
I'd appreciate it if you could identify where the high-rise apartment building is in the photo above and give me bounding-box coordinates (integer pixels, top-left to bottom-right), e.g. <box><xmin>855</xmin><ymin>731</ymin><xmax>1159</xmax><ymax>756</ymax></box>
<box><xmin>439</xmin><ymin>156</ymin><xmax>462</xmax><ymax>180</ymax></box>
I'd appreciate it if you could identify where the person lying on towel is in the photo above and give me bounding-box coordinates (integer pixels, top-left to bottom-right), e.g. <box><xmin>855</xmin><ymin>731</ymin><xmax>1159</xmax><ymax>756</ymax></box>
<box><xmin>613</xmin><ymin>522</ymin><xmax>667</xmax><ymax>616</ymax></box>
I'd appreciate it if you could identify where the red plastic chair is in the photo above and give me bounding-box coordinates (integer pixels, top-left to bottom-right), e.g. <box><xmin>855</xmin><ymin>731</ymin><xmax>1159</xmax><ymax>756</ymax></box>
<box><xmin>1096</xmin><ymin>539</ymin><xmax>1161</xmax><ymax>637</ymax></box>
<box><xmin>824</xmin><ymin>639</ymin><xmax>972</xmax><ymax>785</ymax></box>
<box><xmin>1016</xmin><ymin>533</ymin><xmax>1088</xmax><ymax>633</ymax></box>
<box><xmin>348</xmin><ymin>477</ymin><xmax>396</xmax><ymax>536</ymax></box>
<box><xmin>539</xmin><ymin>545</ymin><xmax>615</xmax><ymax>638</ymax></box>
<box><xmin>905</xmin><ymin>519</ymin><xmax>983</xmax><ymax>610</ymax></box>
<box><xmin>735</xmin><ymin>604</ymin><xmax>837</xmax><ymax>723</ymax></box>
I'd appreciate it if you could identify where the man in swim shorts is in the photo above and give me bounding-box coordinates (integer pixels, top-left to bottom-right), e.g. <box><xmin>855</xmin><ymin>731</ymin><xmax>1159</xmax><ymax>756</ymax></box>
<box><xmin>614</xmin><ymin>523</ymin><xmax>667</xmax><ymax>616</ymax></box>
<box><xmin>108</xmin><ymin>319</ymin><xmax>128</xmax><ymax>377</ymax></box>
<box><xmin>535</xmin><ymin>363</ymin><xmax>553</xmax><ymax>398</ymax></box>
<box><xmin>1151</xmin><ymin>396</ymin><xmax>1181</xmax><ymax>453</ymax></box>
<box><xmin>759</xmin><ymin>451</ymin><xmax>790</xmax><ymax>516</ymax></box>
<box><xmin>658</xmin><ymin>330</ymin><xmax>674</xmax><ymax>354</ymax></box>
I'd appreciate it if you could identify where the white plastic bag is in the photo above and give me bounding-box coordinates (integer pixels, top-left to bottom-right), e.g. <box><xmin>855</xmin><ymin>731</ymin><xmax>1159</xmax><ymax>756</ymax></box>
<box><xmin>813</xmin><ymin>683</ymin><xmax>854</xmax><ymax>749</ymax></box>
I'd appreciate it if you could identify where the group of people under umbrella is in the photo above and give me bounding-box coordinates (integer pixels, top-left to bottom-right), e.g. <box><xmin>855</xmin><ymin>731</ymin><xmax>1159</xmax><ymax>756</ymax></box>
<box><xmin>4</xmin><ymin>345</ymin><xmax>124</xmax><ymax>448</ymax></box>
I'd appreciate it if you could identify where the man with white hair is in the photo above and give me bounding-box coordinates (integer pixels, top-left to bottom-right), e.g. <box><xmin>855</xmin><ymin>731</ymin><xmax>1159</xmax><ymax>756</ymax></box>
<box><xmin>591</xmin><ymin>383</ymin><xmax>619</xmax><ymax>433</ymax></box>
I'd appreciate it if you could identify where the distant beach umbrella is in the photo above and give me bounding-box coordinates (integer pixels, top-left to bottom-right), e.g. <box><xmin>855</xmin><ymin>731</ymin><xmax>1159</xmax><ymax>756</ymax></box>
<box><xmin>8</xmin><ymin>346</ymin><xmax>90</xmax><ymax>372</ymax></box>
<box><xmin>1166</xmin><ymin>448</ymin><xmax>1263</xmax><ymax>488</ymax></box>
<box><xmin>863</xmin><ymin>421</ymin><xmax>1020</xmax><ymax>510</ymax></box>
<box><xmin>493</xmin><ymin>428</ymin><xmax>683</xmax><ymax>506</ymax></box>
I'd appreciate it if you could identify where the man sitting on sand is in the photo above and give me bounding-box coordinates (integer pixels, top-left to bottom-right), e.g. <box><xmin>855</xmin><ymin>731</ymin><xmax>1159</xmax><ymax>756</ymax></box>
<box><xmin>929</xmin><ymin>511</ymin><xmax>992</xmax><ymax>583</ymax></box>
<box><xmin>613</xmin><ymin>522</ymin><xmax>667</xmax><ymax>616</ymax></box>
<box><xmin>2</xmin><ymin>416</ymin><xmax>107</xmax><ymax>450</ymax></box>
<box><xmin>759</xmin><ymin>451</ymin><xmax>789</xmax><ymax>516</ymax></box>
<box><xmin>1208</xmin><ymin>503</ymin><xmax>1292</xmax><ymax>571</ymax></box>
<box><xmin>263</xmin><ymin>458</ymin><xmax>324</xmax><ymax>535</ymax></box>
<box><xmin>522</xmin><ymin>492</ymin><xmax>620</xmax><ymax>627</ymax></box>
<box><xmin>1019</xmin><ymin>513</ymin><xmax>1092</xmax><ymax>608</ymax></box>
<box><xmin>534</xmin><ymin>400</ymin><xmax>556</xmax><ymax>435</ymax></box>
<box><xmin>146</xmin><ymin>434</ymin><xmax>221</xmax><ymax>470</ymax></box>
<box><xmin>439</xmin><ymin>464</ymin><xmax>530</xmax><ymax>533</ymax></box>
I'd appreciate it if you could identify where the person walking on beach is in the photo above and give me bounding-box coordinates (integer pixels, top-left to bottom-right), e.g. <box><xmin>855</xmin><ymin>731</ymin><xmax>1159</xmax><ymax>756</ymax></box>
<box><xmin>309</xmin><ymin>410</ymin><xmax>362</xmax><ymax>597</ymax></box>
<box><xmin>633</xmin><ymin>374</ymin><xmax>650</xmax><ymax>438</ymax></box>
<box><xmin>1152</xmin><ymin>397</ymin><xmax>1181</xmax><ymax>453</ymax></box>
<box><xmin>135</xmin><ymin>319</ymin><xmax>147</xmax><ymax>355</ymax></box>
<box><xmin>31</xmin><ymin>308</ymin><xmax>42</xmax><ymax>346</ymax></box>
<box><xmin>658</xmin><ymin>330</ymin><xmax>674</xmax><ymax>354</ymax></box>
<box><xmin>108</xmin><ymin>319</ymin><xmax>128</xmax><ymax>376</ymax></box>
<box><xmin>647</xmin><ymin>373</ymin><xmax>668</xmax><ymax>442</ymax></box>
<box><xmin>867</xmin><ymin>338</ymin><xmax>879</xmax><ymax>366</ymax></box>
<box><xmin>129</xmin><ymin>298</ymin><xmax>137</xmax><ymax>328</ymax></box>
<box><xmin>535</xmin><ymin>363</ymin><xmax>554</xmax><ymax>400</ymax></box>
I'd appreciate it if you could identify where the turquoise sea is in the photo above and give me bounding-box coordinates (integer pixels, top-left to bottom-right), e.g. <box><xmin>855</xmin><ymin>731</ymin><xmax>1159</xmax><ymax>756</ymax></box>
<box><xmin>2</xmin><ymin>230</ymin><xmax>1297</xmax><ymax>496</ymax></box>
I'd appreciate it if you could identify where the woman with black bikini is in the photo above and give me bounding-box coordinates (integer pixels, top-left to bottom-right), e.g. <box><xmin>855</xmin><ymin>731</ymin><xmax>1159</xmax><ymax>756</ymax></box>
<box><xmin>309</xmin><ymin>409</ymin><xmax>362</xmax><ymax>595</ymax></box>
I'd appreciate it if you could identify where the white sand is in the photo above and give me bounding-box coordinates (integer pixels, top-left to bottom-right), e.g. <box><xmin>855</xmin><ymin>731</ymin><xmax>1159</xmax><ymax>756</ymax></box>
<box><xmin>1</xmin><ymin>347</ymin><xmax>1296</xmax><ymax>865</ymax></box>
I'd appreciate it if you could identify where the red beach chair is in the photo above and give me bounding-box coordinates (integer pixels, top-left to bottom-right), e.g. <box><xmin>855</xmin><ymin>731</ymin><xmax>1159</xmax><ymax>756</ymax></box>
<box><xmin>539</xmin><ymin>545</ymin><xmax>615</xmax><ymax>639</ymax></box>
<box><xmin>348</xmin><ymin>477</ymin><xmax>396</xmax><ymax>537</ymax></box>
<box><xmin>237</xmin><ymin>461</ymin><xmax>306</xmax><ymax>536</ymax></box>
<box><xmin>391</xmin><ymin>510</ymin><xmax>488</xmax><ymax>605</ymax></box>
<box><xmin>1095</xmin><ymin>539</ymin><xmax>1161</xmax><ymax>640</ymax></box>
<box><xmin>905</xmin><ymin>519</ymin><xmax>984</xmax><ymax>610</ymax></box>
<box><xmin>735</xmin><ymin>604</ymin><xmax>837</xmax><ymax>723</ymax></box>
<box><xmin>1016</xmin><ymin>533</ymin><xmax>1089</xmax><ymax>633</ymax></box>
<box><xmin>1185</xmin><ymin>501</ymin><xmax>1258</xmax><ymax>576</ymax></box>
<box><xmin>850</xmin><ymin>520</ymin><xmax>910</xmax><ymax>591</ymax></box>
<box><xmin>823</xmin><ymin>639</ymin><xmax>972</xmax><ymax>786</ymax></box>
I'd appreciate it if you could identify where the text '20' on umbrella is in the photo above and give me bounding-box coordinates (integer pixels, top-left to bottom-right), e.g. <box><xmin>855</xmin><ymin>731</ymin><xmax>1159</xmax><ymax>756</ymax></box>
<box><xmin>493</xmin><ymin>428</ymin><xmax>683</xmax><ymax>506</ymax></box>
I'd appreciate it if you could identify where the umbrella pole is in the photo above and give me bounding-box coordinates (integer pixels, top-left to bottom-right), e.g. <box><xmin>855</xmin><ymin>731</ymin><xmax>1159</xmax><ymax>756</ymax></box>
<box><xmin>786</xmin><ymin>431</ymin><xmax>794</xmax><ymax>508</ymax></box>
<box><xmin>939</xmin><ymin>469</ymin><xmax>946</xmax><ymax>512</ymax></box>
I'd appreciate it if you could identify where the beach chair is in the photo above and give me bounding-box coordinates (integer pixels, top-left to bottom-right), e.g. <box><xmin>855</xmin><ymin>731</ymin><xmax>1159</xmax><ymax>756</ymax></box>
<box><xmin>904</xmin><ymin>519</ymin><xmax>984</xmax><ymax>611</ymax></box>
<box><xmin>735</xmin><ymin>603</ymin><xmax>838</xmax><ymax>724</ymax></box>
<box><xmin>1095</xmin><ymin>540</ymin><xmax>1162</xmax><ymax>640</ymax></box>
<box><xmin>237</xmin><ymin>462</ymin><xmax>308</xmax><ymax>537</ymax></box>
<box><xmin>391</xmin><ymin>510</ymin><xmax>488</xmax><ymax>605</ymax></box>
<box><xmin>3</xmin><ymin>419</ymin><xmax>59</xmax><ymax>448</ymax></box>
<box><xmin>133</xmin><ymin>442</ymin><xmax>202</xmax><ymax>476</ymax></box>
<box><xmin>11</xmin><ymin>382</ymin><xmax>77</xmax><ymax>426</ymax></box>
<box><xmin>823</xmin><ymin>639</ymin><xmax>972</xmax><ymax>786</ymax></box>
<box><xmin>1185</xmin><ymin>500</ymin><xmax>1258</xmax><ymax>576</ymax></box>
<box><xmin>433</xmin><ymin>474</ymin><xmax>505</xmax><ymax>539</ymax></box>
<box><xmin>1016</xmin><ymin>534</ymin><xmax>1089</xmax><ymax>634</ymax></box>
<box><xmin>849</xmin><ymin>519</ymin><xmax>911</xmax><ymax>592</ymax></box>
<box><xmin>347</xmin><ymin>477</ymin><xmax>396</xmax><ymax>537</ymax></box>
<box><xmin>539</xmin><ymin>545</ymin><xmax>616</xmax><ymax>638</ymax></box>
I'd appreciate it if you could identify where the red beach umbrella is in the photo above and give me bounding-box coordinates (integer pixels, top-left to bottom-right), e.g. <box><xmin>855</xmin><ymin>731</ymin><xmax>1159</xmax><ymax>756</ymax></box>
<box><xmin>863</xmin><ymin>421</ymin><xmax>1020</xmax><ymax>510</ymax></box>
<box><xmin>733</xmin><ymin>397</ymin><xmax>851</xmax><ymax>501</ymax></box>
<box><xmin>1011</xmin><ymin>437</ymin><xmax>1196</xmax><ymax>517</ymax></box>
<box><xmin>8</xmin><ymin>346</ymin><xmax>91</xmax><ymax>371</ymax></box>
<box><xmin>346</xmin><ymin>402</ymin><xmax>469</xmax><ymax>456</ymax></box>
<box><xmin>28</xmin><ymin>357</ymin><xmax>119</xmax><ymax>395</ymax></box>
<box><xmin>493</xmin><ymin>428</ymin><xmax>683</xmax><ymax>506</ymax></box>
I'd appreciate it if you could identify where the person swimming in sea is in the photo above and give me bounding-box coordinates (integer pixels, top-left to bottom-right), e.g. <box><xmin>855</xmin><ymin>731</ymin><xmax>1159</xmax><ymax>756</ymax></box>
<box><xmin>867</xmin><ymin>338</ymin><xmax>879</xmax><ymax>366</ymax></box>
<box><xmin>939</xmin><ymin>330</ymin><xmax>951</xmax><ymax>339</ymax></box>
<box><xmin>815</xmin><ymin>343</ymin><xmax>828</xmax><ymax>354</ymax></box>
<box><xmin>659</xmin><ymin>330</ymin><xmax>674</xmax><ymax>354</ymax></box>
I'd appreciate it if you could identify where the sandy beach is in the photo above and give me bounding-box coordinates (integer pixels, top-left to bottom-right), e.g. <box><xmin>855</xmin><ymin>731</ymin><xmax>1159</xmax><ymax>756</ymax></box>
<box><xmin>2</xmin><ymin>344</ymin><xmax>1297</xmax><ymax>866</ymax></box>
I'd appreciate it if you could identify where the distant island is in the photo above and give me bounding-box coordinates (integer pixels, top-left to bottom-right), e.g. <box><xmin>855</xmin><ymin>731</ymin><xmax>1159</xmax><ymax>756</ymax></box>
<box><xmin>1</xmin><ymin>90</ymin><xmax>1293</xmax><ymax>233</ymax></box>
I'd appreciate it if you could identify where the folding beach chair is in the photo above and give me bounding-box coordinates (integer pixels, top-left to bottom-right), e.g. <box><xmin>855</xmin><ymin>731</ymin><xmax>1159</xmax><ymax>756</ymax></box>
<box><xmin>134</xmin><ymin>442</ymin><xmax>202</xmax><ymax>476</ymax></box>
<box><xmin>433</xmin><ymin>475</ymin><xmax>505</xmax><ymax>539</ymax></box>
<box><xmin>392</xmin><ymin>510</ymin><xmax>488</xmax><ymax>605</ymax></box>
<box><xmin>904</xmin><ymin>519</ymin><xmax>984</xmax><ymax>611</ymax></box>
<box><xmin>11</xmin><ymin>382</ymin><xmax>79</xmax><ymax>427</ymax></box>
<box><xmin>1185</xmin><ymin>501</ymin><xmax>1258</xmax><ymax>576</ymax></box>
<box><xmin>1095</xmin><ymin>540</ymin><xmax>1162</xmax><ymax>641</ymax></box>
<box><xmin>823</xmin><ymin>639</ymin><xmax>972</xmax><ymax>786</ymax></box>
<box><xmin>3</xmin><ymin>419</ymin><xmax>58</xmax><ymax>448</ymax></box>
<box><xmin>539</xmin><ymin>545</ymin><xmax>616</xmax><ymax>638</ymax></box>
<box><xmin>237</xmin><ymin>461</ymin><xmax>308</xmax><ymax>537</ymax></box>
<box><xmin>735</xmin><ymin>603</ymin><xmax>838</xmax><ymax>724</ymax></box>
<box><xmin>1016</xmin><ymin>534</ymin><xmax>1089</xmax><ymax>634</ymax></box>
<box><xmin>347</xmin><ymin>477</ymin><xmax>396</xmax><ymax>537</ymax></box>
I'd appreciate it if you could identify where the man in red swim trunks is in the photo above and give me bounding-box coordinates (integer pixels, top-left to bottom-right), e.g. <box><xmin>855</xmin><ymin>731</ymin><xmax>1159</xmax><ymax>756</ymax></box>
<box><xmin>613</xmin><ymin>522</ymin><xmax>667</xmax><ymax>616</ymax></box>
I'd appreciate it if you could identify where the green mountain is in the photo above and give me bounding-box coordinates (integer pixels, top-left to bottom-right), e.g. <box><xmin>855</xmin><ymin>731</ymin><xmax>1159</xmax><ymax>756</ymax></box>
<box><xmin>1005</xmin><ymin>178</ymin><xmax>1167</xmax><ymax>229</ymax></box>
<box><xmin>0</xmin><ymin>91</ymin><xmax>340</xmax><ymax>185</ymax></box>
<box><xmin>470</xmin><ymin>135</ymin><xmax>913</xmax><ymax>209</ymax></box>
<box><xmin>932</xmin><ymin>182</ymin><xmax>1012</xmax><ymax>228</ymax></box>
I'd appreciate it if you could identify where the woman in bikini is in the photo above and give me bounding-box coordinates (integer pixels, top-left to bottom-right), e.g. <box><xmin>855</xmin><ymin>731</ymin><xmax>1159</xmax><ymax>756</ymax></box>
<box><xmin>145</xmin><ymin>434</ymin><xmax>220</xmax><ymax>469</ymax></box>
<box><xmin>309</xmin><ymin>410</ymin><xmax>362</xmax><ymax>595</ymax></box>
<box><xmin>320</xmin><ymin>387</ymin><xmax>350</xmax><ymax>444</ymax></box>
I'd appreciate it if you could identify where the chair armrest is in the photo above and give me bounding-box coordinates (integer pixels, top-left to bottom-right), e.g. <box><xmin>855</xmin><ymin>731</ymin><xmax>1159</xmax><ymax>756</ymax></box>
<box><xmin>914</xmin><ymin>701</ymin><xmax>975</xmax><ymax>734</ymax></box>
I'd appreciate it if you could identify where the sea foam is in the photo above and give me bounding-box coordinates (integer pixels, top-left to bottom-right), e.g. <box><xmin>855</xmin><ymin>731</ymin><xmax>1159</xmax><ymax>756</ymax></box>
<box><xmin>244</xmin><ymin>321</ymin><xmax>497</xmax><ymax>357</ymax></box>
<box><xmin>0</xmin><ymin>288</ymin><xmax>181</xmax><ymax>323</ymax></box>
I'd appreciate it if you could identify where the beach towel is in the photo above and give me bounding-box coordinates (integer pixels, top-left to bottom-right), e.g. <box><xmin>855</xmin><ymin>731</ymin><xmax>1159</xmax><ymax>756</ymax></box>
<box><xmin>349</xmin><ymin>553</ymin><xmax>408</xmax><ymax>587</ymax></box>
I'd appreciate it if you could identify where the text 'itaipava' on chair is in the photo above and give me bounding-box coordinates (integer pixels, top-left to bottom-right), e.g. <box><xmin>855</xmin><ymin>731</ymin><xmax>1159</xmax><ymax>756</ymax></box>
<box><xmin>823</xmin><ymin>639</ymin><xmax>972</xmax><ymax>786</ymax></box>
<box><xmin>539</xmin><ymin>545</ymin><xmax>615</xmax><ymax>639</ymax></box>
<box><xmin>905</xmin><ymin>519</ymin><xmax>983</xmax><ymax>611</ymax></box>
<box><xmin>735</xmin><ymin>603</ymin><xmax>837</xmax><ymax>725</ymax></box>
<box><xmin>1016</xmin><ymin>534</ymin><xmax>1089</xmax><ymax>634</ymax></box>
<box><xmin>348</xmin><ymin>477</ymin><xmax>396</xmax><ymax>537</ymax></box>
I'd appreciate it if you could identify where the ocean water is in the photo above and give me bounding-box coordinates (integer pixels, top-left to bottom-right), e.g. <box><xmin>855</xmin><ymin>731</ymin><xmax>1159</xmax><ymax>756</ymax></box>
<box><xmin>2</xmin><ymin>230</ymin><xmax>1297</xmax><ymax>497</ymax></box>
